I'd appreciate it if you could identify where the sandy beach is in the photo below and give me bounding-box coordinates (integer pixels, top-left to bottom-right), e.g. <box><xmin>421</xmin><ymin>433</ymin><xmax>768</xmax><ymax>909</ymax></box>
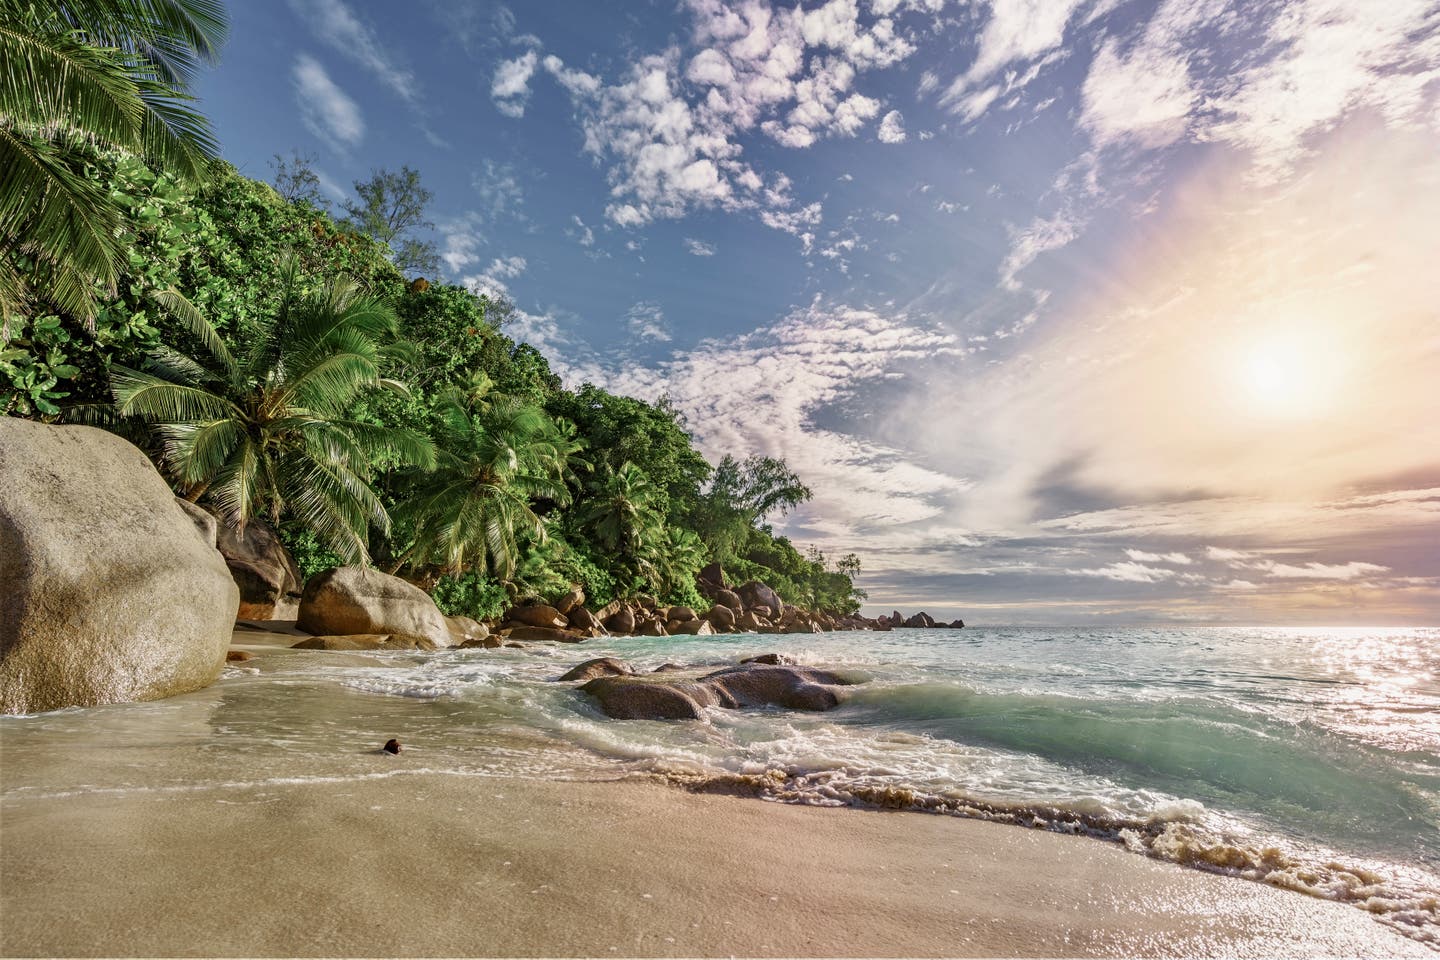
<box><xmin>1</xmin><ymin>765</ymin><xmax>1424</xmax><ymax>958</ymax></box>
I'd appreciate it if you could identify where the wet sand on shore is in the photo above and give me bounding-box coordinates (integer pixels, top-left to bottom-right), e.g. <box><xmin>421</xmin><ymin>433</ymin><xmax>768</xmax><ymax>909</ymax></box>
<box><xmin>1</xmin><ymin>770</ymin><xmax>1424</xmax><ymax>957</ymax></box>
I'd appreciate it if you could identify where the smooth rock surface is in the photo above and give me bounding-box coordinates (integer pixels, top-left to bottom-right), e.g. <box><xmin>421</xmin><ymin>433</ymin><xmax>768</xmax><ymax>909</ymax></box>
<box><xmin>207</xmin><ymin>509</ymin><xmax>303</xmax><ymax>620</ymax></box>
<box><xmin>0</xmin><ymin>420</ymin><xmax>238</xmax><ymax>714</ymax></box>
<box><xmin>297</xmin><ymin>566</ymin><xmax>453</xmax><ymax>648</ymax></box>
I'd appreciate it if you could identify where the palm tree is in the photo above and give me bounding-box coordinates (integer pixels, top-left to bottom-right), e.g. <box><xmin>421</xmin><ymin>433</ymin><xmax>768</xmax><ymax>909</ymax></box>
<box><xmin>0</xmin><ymin>0</ymin><xmax>226</xmax><ymax>328</ymax></box>
<box><xmin>110</xmin><ymin>262</ymin><xmax>434</xmax><ymax>563</ymax></box>
<box><xmin>576</xmin><ymin>461</ymin><xmax>665</xmax><ymax>569</ymax></box>
<box><xmin>394</xmin><ymin>382</ymin><xmax>577</xmax><ymax>580</ymax></box>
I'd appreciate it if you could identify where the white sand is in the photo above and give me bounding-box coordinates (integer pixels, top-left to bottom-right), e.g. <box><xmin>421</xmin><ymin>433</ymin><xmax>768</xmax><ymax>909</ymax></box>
<box><xmin>1</xmin><ymin>769</ymin><xmax>1425</xmax><ymax>957</ymax></box>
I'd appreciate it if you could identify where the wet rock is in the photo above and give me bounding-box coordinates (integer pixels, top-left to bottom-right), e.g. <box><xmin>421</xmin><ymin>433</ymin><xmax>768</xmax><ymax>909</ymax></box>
<box><xmin>672</xmin><ymin>619</ymin><xmax>715</xmax><ymax>636</ymax></box>
<box><xmin>949</xmin><ymin>619</ymin><xmax>966</xmax><ymax>629</ymax></box>
<box><xmin>740</xmin><ymin>653</ymin><xmax>795</xmax><ymax>666</ymax></box>
<box><xmin>557</xmin><ymin>657</ymin><xmax>633</xmax><ymax>682</ymax></box>
<box><xmin>383</xmin><ymin>739</ymin><xmax>401</xmax><ymax>754</ymax></box>
<box><xmin>226</xmin><ymin>650</ymin><xmax>255</xmax><ymax>662</ymax></box>
<box><xmin>637</xmin><ymin>619</ymin><xmax>668</xmax><ymax>637</ymax></box>
<box><xmin>460</xmin><ymin>635</ymin><xmax>504</xmax><ymax>649</ymax></box>
<box><xmin>580</xmin><ymin>676</ymin><xmax>720</xmax><ymax>721</ymax></box>
<box><xmin>580</xmin><ymin>662</ymin><xmax>859</xmax><ymax>721</ymax></box>
<box><xmin>903</xmin><ymin>612</ymin><xmax>936</xmax><ymax>628</ymax></box>
<box><xmin>0</xmin><ymin>420</ymin><xmax>238</xmax><ymax>714</ymax></box>
<box><xmin>651</xmin><ymin>663</ymin><xmax>687</xmax><ymax>673</ymax></box>
<box><xmin>298</xmin><ymin>567</ymin><xmax>453</xmax><ymax>647</ymax></box>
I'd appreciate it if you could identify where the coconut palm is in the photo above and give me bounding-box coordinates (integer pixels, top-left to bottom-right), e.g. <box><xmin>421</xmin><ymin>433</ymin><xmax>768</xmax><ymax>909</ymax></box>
<box><xmin>394</xmin><ymin>382</ymin><xmax>577</xmax><ymax>579</ymax></box>
<box><xmin>575</xmin><ymin>460</ymin><xmax>666</xmax><ymax>565</ymax></box>
<box><xmin>110</xmin><ymin>262</ymin><xmax>435</xmax><ymax>563</ymax></box>
<box><xmin>0</xmin><ymin>0</ymin><xmax>226</xmax><ymax>327</ymax></box>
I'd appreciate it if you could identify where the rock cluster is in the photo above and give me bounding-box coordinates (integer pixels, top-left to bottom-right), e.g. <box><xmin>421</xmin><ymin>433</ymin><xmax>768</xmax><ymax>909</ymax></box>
<box><xmin>554</xmin><ymin>656</ymin><xmax>861</xmax><ymax>721</ymax></box>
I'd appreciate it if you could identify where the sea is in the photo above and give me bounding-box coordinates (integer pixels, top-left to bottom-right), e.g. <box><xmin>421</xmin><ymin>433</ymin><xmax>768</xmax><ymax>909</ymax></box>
<box><xmin>3</xmin><ymin>624</ymin><xmax>1437</xmax><ymax>945</ymax></box>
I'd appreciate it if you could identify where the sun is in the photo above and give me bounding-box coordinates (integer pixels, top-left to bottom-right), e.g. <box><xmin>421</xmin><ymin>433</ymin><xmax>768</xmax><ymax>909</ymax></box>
<box><xmin>1231</xmin><ymin>328</ymin><xmax>1346</xmax><ymax>421</ymax></box>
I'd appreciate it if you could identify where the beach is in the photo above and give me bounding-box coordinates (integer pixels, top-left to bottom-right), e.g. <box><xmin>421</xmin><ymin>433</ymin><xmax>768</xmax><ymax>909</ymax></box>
<box><xmin>2</xmin><ymin>768</ymin><xmax>1424</xmax><ymax>958</ymax></box>
<box><xmin>3</xmin><ymin>624</ymin><xmax>1437</xmax><ymax>957</ymax></box>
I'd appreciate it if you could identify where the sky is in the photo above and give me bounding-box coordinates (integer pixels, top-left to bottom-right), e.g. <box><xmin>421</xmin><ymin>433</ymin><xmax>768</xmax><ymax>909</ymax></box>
<box><xmin>196</xmin><ymin>0</ymin><xmax>1440</xmax><ymax>625</ymax></box>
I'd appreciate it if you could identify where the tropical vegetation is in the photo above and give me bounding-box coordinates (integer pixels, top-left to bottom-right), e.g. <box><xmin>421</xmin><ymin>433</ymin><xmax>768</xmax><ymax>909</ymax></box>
<box><xmin>0</xmin><ymin>3</ymin><xmax>866</xmax><ymax>622</ymax></box>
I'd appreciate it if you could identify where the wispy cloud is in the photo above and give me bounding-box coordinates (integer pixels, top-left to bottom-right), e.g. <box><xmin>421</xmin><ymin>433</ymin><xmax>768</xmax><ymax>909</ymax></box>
<box><xmin>292</xmin><ymin>54</ymin><xmax>364</xmax><ymax>150</ymax></box>
<box><xmin>287</xmin><ymin>0</ymin><xmax>420</xmax><ymax>103</ymax></box>
<box><xmin>683</xmin><ymin>237</ymin><xmax>717</xmax><ymax>256</ymax></box>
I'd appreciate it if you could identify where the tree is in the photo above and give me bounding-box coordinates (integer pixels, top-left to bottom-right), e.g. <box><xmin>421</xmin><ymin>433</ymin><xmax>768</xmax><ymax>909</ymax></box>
<box><xmin>109</xmin><ymin>260</ymin><xmax>435</xmax><ymax>563</ymax></box>
<box><xmin>269</xmin><ymin>149</ymin><xmax>326</xmax><ymax>207</ymax></box>
<box><xmin>575</xmin><ymin>461</ymin><xmax>664</xmax><ymax>567</ymax></box>
<box><xmin>341</xmin><ymin>165</ymin><xmax>440</xmax><ymax>276</ymax></box>
<box><xmin>0</xmin><ymin>0</ymin><xmax>228</xmax><ymax>329</ymax></box>
<box><xmin>393</xmin><ymin>381</ymin><xmax>576</xmax><ymax>580</ymax></box>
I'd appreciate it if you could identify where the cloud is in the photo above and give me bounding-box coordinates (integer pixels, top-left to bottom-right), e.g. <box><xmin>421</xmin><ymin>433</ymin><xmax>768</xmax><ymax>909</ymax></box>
<box><xmin>1125</xmin><ymin>549</ymin><xmax>1192</xmax><ymax>564</ymax></box>
<box><xmin>439</xmin><ymin>219</ymin><xmax>484</xmax><ymax>273</ymax></box>
<box><xmin>292</xmin><ymin>54</ymin><xmax>364</xmax><ymax>149</ymax></box>
<box><xmin>625</xmin><ymin>301</ymin><xmax>671</xmax><ymax>342</ymax></box>
<box><xmin>492</xmin><ymin>50</ymin><xmax>539</xmax><ymax>117</ymax></box>
<box><xmin>877</xmin><ymin>109</ymin><xmax>907</xmax><ymax>142</ymax></box>
<box><xmin>684</xmin><ymin>237</ymin><xmax>717</xmax><ymax>256</ymax></box>
<box><xmin>287</xmin><ymin>0</ymin><xmax>420</xmax><ymax>103</ymax></box>
<box><xmin>487</xmin><ymin>255</ymin><xmax>527</xmax><ymax>279</ymax></box>
<box><xmin>472</xmin><ymin>160</ymin><xmax>526</xmax><ymax>219</ymax></box>
<box><xmin>1071</xmin><ymin>561</ymin><xmax>1177</xmax><ymax>583</ymax></box>
<box><xmin>1080</xmin><ymin>36</ymin><xmax>1194</xmax><ymax>147</ymax></box>
<box><xmin>569</xmin><ymin>215</ymin><xmax>595</xmax><ymax>247</ymax></box>
<box><xmin>1254</xmin><ymin>560</ymin><xmax>1390</xmax><ymax>581</ymax></box>
<box><xmin>999</xmin><ymin>211</ymin><xmax>1080</xmax><ymax>291</ymax></box>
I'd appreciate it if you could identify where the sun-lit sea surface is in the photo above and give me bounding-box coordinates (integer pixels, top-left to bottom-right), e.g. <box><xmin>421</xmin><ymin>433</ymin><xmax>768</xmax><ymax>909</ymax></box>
<box><xmin>3</xmin><ymin>625</ymin><xmax>1437</xmax><ymax>944</ymax></box>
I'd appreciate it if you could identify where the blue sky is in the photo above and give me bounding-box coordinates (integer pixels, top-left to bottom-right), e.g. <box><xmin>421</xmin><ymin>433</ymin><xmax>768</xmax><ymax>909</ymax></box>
<box><xmin>198</xmin><ymin>0</ymin><xmax>1440</xmax><ymax>624</ymax></box>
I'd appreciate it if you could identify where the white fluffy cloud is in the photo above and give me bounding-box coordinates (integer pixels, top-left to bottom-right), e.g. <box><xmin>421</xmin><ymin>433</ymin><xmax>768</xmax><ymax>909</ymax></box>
<box><xmin>492</xmin><ymin>50</ymin><xmax>539</xmax><ymax>117</ymax></box>
<box><xmin>625</xmin><ymin>301</ymin><xmax>671</xmax><ymax>342</ymax></box>
<box><xmin>292</xmin><ymin>54</ymin><xmax>364</xmax><ymax>149</ymax></box>
<box><xmin>877</xmin><ymin>109</ymin><xmax>907</xmax><ymax>142</ymax></box>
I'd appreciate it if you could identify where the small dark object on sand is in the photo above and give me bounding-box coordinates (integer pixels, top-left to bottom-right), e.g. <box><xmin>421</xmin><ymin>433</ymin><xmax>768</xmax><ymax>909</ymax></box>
<box><xmin>383</xmin><ymin>739</ymin><xmax>401</xmax><ymax>754</ymax></box>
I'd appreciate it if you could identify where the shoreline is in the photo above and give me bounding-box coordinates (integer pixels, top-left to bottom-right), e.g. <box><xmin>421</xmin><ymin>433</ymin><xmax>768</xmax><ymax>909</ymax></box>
<box><xmin>1</xmin><ymin>769</ymin><xmax>1425</xmax><ymax>958</ymax></box>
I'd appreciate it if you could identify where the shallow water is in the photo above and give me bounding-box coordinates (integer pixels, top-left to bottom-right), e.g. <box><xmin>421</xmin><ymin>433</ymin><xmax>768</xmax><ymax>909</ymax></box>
<box><xmin>3</xmin><ymin>624</ymin><xmax>1437</xmax><ymax>944</ymax></box>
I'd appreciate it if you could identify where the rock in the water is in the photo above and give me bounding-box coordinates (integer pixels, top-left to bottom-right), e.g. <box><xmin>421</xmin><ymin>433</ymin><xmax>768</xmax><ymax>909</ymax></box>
<box><xmin>206</xmin><ymin>508</ymin><xmax>303</xmax><ymax>620</ymax></box>
<box><xmin>603</xmin><ymin>607</ymin><xmax>635</xmax><ymax>634</ymax></box>
<box><xmin>949</xmin><ymin>619</ymin><xmax>966</xmax><ymax>629</ymax></box>
<box><xmin>460</xmin><ymin>635</ymin><xmax>504</xmax><ymax>649</ymax></box>
<box><xmin>737</xmin><ymin>581</ymin><xmax>784</xmax><ymax>619</ymax></box>
<box><xmin>580</xmin><ymin>676</ymin><xmax>720</xmax><ymax>720</ymax></box>
<box><xmin>637</xmin><ymin>619</ymin><xmax>668</xmax><ymax>637</ymax></box>
<box><xmin>903</xmin><ymin>612</ymin><xmax>936</xmax><ymax>628</ymax></box>
<box><xmin>553</xmin><ymin>587</ymin><xmax>585</xmax><ymax>616</ymax></box>
<box><xmin>291</xmin><ymin>633</ymin><xmax>437</xmax><ymax>651</ymax></box>
<box><xmin>297</xmin><ymin>567</ymin><xmax>453</xmax><ymax>648</ymax></box>
<box><xmin>0</xmin><ymin>420</ymin><xmax>238</xmax><ymax>714</ymax></box>
<box><xmin>504</xmin><ymin>625</ymin><xmax>587</xmax><ymax>644</ymax></box>
<box><xmin>504</xmin><ymin>604</ymin><xmax>568</xmax><ymax>629</ymax></box>
<box><xmin>740</xmin><ymin>653</ymin><xmax>795</xmax><ymax>666</ymax></box>
<box><xmin>226</xmin><ymin>650</ymin><xmax>255</xmax><ymax>662</ymax></box>
<box><xmin>383</xmin><ymin>738</ymin><xmax>401</xmax><ymax>754</ymax></box>
<box><xmin>672</xmin><ymin>618</ymin><xmax>715</xmax><ymax>636</ymax></box>
<box><xmin>580</xmin><ymin>662</ymin><xmax>858</xmax><ymax>721</ymax></box>
<box><xmin>557</xmin><ymin>657</ymin><xmax>633</xmax><ymax>682</ymax></box>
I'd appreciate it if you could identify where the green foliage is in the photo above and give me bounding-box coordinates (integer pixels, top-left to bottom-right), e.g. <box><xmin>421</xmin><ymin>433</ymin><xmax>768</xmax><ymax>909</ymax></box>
<box><xmin>111</xmin><ymin>261</ymin><xmax>435</xmax><ymax>563</ymax></box>
<box><xmin>0</xmin><ymin>0</ymin><xmax>227</xmax><ymax>326</ymax></box>
<box><xmin>279</xmin><ymin>525</ymin><xmax>345</xmax><ymax>582</ymax></box>
<box><xmin>340</xmin><ymin>165</ymin><xmax>439</xmax><ymax>276</ymax></box>
<box><xmin>431</xmin><ymin>570</ymin><xmax>509</xmax><ymax>621</ymax></box>
<box><xmin>0</xmin><ymin>314</ymin><xmax>78</xmax><ymax>414</ymax></box>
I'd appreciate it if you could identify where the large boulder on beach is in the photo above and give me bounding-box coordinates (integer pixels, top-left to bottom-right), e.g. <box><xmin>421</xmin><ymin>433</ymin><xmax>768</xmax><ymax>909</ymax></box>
<box><xmin>0</xmin><ymin>420</ymin><xmax>239</xmax><ymax>714</ymax></box>
<box><xmin>505</xmin><ymin>625</ymin><xmax>587</xmax><ymax>643</ymax></box>
<box><xmin>505</xmin><ymin>604</ymin><xmax>567</xmax><ymax>629</ymax></box>
<box><xmin>707</xmin><ymin>603</ymin><xmax>737</xmax><ymax>630</ymax></box>
<box><xmin>553</xmin><ymin>587</ymin><xmax>585</xmax><ymax>616</ymax></box>
<box><xmin>604</xmin><ymin>607</ymin><xmax>636</xmax><ymax>634</ymax></box>
<box><xmin>207</xmin><ymin>509</ymin><xmax>303</xmax><ymax>620</ymax></box>
<box><xmin>712</xmin><ymin>588</ymin><xmax>743</xmax><ymax>612</ymax></box>
<box><xmin>297</xmin><ymin>566</ymin><xmax>453</xmax><ymax>647</ymax></box>
<box><xmin>557</xmin><ymin>657</ymin><xmax>633</xmax><ymax>682</ymax></box>
<box><xmin>581</xmin><ymin>676</ymin><xmax>721</xmax><ymax>720</ymax></box>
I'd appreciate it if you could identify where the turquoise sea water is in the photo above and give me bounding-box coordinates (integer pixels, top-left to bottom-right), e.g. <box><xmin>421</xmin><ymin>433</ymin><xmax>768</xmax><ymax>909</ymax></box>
<box><xmin>4</xmin><ymin>625</ymin><xmax>1438</xmax><ymax>944</ymax></box>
